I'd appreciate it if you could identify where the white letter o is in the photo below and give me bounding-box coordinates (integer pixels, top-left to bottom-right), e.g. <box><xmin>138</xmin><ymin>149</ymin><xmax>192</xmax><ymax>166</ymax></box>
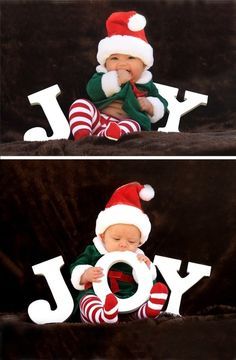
<box><xmin>93</xmin><ymin>251</ymin><xmax>153</xmax><ymax>313</ymax></box>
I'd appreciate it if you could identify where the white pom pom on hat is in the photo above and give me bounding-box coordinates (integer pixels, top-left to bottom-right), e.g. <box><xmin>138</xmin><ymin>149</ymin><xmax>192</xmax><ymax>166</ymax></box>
<box><xmin>128</xmin><ymin>13</ymin><xmax>147</xmax><ymax>32</ymax></box>
<box><xmin>95</xmin><ymin>182</ymin><xmax>155</xmax><ymax>245</ymax></box>
<box><xmin>139</xmin><ymin>184</ymin><xmax>155</xmax><ymax>201</ymax></box>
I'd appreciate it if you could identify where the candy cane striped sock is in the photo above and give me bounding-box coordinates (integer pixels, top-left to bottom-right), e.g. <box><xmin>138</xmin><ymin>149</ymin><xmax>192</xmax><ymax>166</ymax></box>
<box><xmin>80</xmin><ymin>293</ymin><xmax>118</xmax><ymax>324</ymax></box>
<box><xmin>69</xmin><ymin>99</ymin><xmax>101</xmax><ymax>140</ymax></box>
<box><xmin>137</xmin><ymin>282</ymin><xmax>169</xmax><ymax>319</ymax></box>
<box><xmin>97</xmin><ymin>119</ymin><xmax>141</xmax><ymax>141</ymax></box>
<box><xmin>118</xmin><ymin>119</ymin><xmax>141</xmax><ymax>136</ymax></box>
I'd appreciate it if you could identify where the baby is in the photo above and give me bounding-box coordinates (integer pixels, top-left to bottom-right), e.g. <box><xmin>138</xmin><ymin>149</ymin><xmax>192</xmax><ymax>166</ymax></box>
<box><xmin>69</xmin><ymin>11</ymin><xmax>168</xmax><ymax>141</ymax></box>
<box><xmin>70</xmin><ymin>182</ymin><xmax>168</xmax><ymax>324</ymax></box>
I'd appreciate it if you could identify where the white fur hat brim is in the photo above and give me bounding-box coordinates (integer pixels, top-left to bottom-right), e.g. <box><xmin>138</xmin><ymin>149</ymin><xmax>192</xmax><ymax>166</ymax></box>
<box><xmin>97</xmin><ymin>35</ymin><xmax>154</xmax><ymax>69</ymax></box>
<box><xmin>95</xmin><ymin>204</ymin><xmax>151</xmax><ymax>245</ymax></box>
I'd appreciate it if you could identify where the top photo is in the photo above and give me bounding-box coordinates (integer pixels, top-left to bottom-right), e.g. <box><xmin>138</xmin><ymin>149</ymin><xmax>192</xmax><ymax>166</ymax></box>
<box><xmin>1</xmin><ymin>0</ymin><xmax>235</xmax><ymax>157</ymax></box>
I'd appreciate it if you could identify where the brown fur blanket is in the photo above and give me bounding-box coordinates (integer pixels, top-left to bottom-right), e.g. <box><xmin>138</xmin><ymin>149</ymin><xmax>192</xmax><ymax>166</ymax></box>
<box><xmin>1</xmin><ymin>130</ymin><xmax>236</xmax><ymax>156</ymax></box>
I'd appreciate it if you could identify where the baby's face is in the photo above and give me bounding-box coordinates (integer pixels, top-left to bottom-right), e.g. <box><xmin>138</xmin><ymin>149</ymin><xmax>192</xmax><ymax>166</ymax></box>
<box><xmin>100</xmin><ymin>223</ymin><xmax>141</xmax><ymax>252</ymax></box>
<box><xmin>105</xmin><ymin>53</ymin><xmax>145</xmax><ymax>82</ymax></box>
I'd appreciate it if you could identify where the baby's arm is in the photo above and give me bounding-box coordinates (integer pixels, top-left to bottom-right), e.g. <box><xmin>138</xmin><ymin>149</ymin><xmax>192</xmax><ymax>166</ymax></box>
<box><xmin>70</xmin><ymin>245</ymin><xmax>104</xmax><ymax>290</ymax></box>
<box><xmin>133</xmin><ymin>250</ymin><xmax>157</xmax><ymax>281</ymax></box>
<box><xmin>137</xmin><ymin>97</ymin><xmax>154</xmax><ymax>117</ymax></box>
<box><xmin>80</xmin><ymin>267</ymin><xmax>104</xmax><ymax>284</ymax></box>
<box><xmin>87</xmin><ymin>69</ymin><xmax>131</xmax><ymax>100</ymax></box>
<box><xmin>136</xmin><ymin>81</ymin><xmax>168</xmax><ymax>123</ymax></box>
<box><xmin>137</xmin><ymin>253</ymin><xmax>151</xmax><ymax>268</ymax></box>
<box><xmin>117</xmin><ymin>69</ymin><xmax>132</xmax><ymax>85</ymax></box>
<box><xmin>71</xmin><ymin>265</ymin><xmax>104</xmax><ymax>290</ymax></box>
<box><xmin>101</xmin><ymin>69</ymin><xmax>131</xmax><ymax>97</ymax></box>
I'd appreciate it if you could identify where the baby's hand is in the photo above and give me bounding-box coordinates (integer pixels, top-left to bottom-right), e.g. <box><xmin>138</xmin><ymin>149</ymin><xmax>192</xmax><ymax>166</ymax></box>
<box><xmin>137</xmin><ymin>254</ymin><xmax>151</xmax><ymax>268</ymax></box>
<box><xmin>80</xmin><ymin>267</ymin><xmax>104</xmax><ymax>285</ymax></box>
<box><xmin>117</xmin><ymin>69</ymin><xmax>132</xmax><ymax>85</ymax></box>
<box><xmin>137</xmin><ymin>97</ymin><xmax>154</xmax><ymax>116</ymax></box>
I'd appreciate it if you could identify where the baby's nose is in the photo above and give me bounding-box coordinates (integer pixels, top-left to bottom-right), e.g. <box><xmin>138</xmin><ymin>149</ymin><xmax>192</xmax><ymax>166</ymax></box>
<box><xmin>118</xmin><ymin>60</ymin><xmax>128</xmax><ymax>67</ymax></box>
<box><xmin>119</xmin><ymin>240</ymin><xmax>127</xmax><ymax>248</ymax></box>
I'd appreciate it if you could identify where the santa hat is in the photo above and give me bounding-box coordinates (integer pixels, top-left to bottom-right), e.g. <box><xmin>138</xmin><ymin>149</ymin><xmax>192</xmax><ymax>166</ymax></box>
<box><xmin>97</xmin><ymin>11</ymin><xmax>154</xmax><ymax>70</ymax></box>
<box><xmin>95</xmin><ymin>182</ymin><xmax>155</xmax><ymax>245</ymax></box>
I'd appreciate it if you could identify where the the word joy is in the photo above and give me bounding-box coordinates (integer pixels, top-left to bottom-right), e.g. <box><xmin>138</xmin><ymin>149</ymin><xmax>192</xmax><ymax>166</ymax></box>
<box><xmin>28</xmin><ymin>252</ymin><xmax>211</xmax><ymax>324</ymax></box>
<box><xmin>24</xmin><ymin>84</ymin><xmax>208</xmax><ymax>141</ymax></box>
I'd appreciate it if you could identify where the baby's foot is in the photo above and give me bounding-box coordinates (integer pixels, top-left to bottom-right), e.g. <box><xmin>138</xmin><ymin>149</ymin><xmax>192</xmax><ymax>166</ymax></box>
<box><xmin>103</xmin><ymin>293</ymin><xmax>119</xmax><ymax>323</ymax></box>
<box><xmin>104</xmin><ymin>122</ymin><xmax>121</xmax><ymax>141</ymax></box>
<box><xmin>146</xmin><ymin>282</ymin><xmax>169</xmax><ymax>318</ymax></box>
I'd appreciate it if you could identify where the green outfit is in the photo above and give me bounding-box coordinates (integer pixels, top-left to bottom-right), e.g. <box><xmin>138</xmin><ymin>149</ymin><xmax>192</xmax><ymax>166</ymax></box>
<box><xmin>86</xmin><ymin>72</ymin><xmax>168</xmax><ymax>131</ymax></box>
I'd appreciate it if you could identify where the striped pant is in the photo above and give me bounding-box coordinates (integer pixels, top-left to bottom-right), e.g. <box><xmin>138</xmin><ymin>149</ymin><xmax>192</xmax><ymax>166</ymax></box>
<box><xmin>79</xmin><ymin>282</ymin><xmax>168</xmax><ymax>324</ymax></box>
<box><xmin>135</xmin><ymin>282</ymin><xmax>168</xmax><ymax>320</ymax></box>
<box><xmin>69</xmin><ymin>99</ymin><xmax>141</xmax><ymax>141</ymax></box>
<box><xmin>79</xmin><ymin>293</ymin><xmax>119</xmax><ymax>324</ymax></box>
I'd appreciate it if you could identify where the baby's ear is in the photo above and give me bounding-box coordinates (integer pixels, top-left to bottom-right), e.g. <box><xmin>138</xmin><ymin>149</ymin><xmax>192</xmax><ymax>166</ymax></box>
<box><xmin>100</xmin><ymin>233</ymin><xmax>104</xmax><ymax>241</ymax></box>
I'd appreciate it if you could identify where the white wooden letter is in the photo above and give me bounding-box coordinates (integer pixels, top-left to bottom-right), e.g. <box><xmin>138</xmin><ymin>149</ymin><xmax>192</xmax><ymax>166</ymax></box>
<box><xmin>24</xmin><ymin>85</ymin><xmax>70</xmax><ymax>141</ymax></box>
<box><xmin>154</xmin><ymin>255</ymin><xmax>211</xmax><ymax>315</ymax></box>
<box><xmin>28</xmin><ymin>256</ymin><xmax>74</xmax><ymax>324</ymax></box>
<box><xmin>93</xmin><ymin>251</ymin><xmax>153</xmax><ymax>313</ymax></box>
<box><xmin>155</xmin><ymin>83</ymin><xmax>208</xmax><ymax>132</ymax></box>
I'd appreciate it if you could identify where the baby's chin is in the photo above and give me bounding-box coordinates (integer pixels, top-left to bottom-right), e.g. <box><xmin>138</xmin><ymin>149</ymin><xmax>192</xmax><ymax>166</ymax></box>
<box><xmin>117</xmin><ymin>249</ymin><xmax>136</xmax><ymax>252</ymax></box>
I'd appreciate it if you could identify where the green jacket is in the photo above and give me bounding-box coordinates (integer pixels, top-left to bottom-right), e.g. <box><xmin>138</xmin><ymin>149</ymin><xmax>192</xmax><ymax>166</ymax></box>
<box><xmin>86</xmin><ymin>72</ymin><xmax>168</xmax><ymax>131</ymax></box>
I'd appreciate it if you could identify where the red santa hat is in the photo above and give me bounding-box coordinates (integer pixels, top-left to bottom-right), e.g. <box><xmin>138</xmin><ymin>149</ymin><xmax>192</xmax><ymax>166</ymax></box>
<box><xmin>95</xmin><ymin>182</ymin><xmax>155</xmax><ymax>245</ymax></box>
<box><xmin>97</xmin><ymin>11</ymin><xmax>154</xmax><ymax>70</ymax></box>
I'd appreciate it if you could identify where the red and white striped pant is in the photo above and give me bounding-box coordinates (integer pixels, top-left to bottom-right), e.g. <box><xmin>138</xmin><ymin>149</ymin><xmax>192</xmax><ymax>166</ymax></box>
<box><xmin>69</xmin><ymin>98</ymin><xmax>141</xmax><ymax>140</ymax></box>
<box><xmin>79</xmin><ymin>282</ymin><xmax>168</xmax><ymax>324</ymax></box>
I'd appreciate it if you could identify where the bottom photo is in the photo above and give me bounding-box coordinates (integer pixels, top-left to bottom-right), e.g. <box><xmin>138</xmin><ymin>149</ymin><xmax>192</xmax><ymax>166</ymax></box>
<box><xmin>0</xmin><ymin>159</ymin><xmax>236</xmax><ymax>359</ymax></box>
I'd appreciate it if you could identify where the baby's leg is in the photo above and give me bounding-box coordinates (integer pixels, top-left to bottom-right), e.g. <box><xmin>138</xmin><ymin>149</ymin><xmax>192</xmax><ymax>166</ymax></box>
<box><xmin>79</xmin><ymin>293</ymin><xmax>118</xmax><ymax>324</ymax></box>
<box><xmin>68</xmin><ymin>99</ymin><xmax>101</xmax><ymax>140</ymax></box>
<box><xmin>96</xmin><ymin>118</ymin><xmax>141</xmax><ymax>141</ymax></box>
<box><xmin>136</xmin><ymin>282</ymin><xmax>168</xmax><ymax>319</ymax></box>
<box><xmin>118</xmin><ymin>119</ymin><xmax>141</xmax><ymax>137</ymax></box>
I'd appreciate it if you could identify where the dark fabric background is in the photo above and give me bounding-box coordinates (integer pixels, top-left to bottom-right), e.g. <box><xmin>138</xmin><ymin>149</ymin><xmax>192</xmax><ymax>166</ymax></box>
<box><xmin>0</xmin><ymin>160</ymin><xmax>236</xmax><ymax>358</ymax></box>
<box><xmin>1</xmin><ymin>0</ymin><xmax>236</xmax><ymax>155</ymax></box>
